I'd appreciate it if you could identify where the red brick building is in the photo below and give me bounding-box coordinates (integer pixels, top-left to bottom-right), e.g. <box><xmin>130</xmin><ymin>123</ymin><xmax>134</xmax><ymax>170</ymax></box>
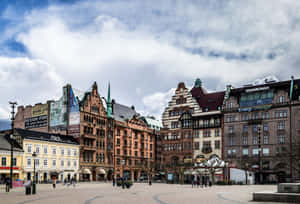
<box><xmin>111</xmin><ymin>101</ymin><xmax>155</xmax><ymax>180</ymax></box>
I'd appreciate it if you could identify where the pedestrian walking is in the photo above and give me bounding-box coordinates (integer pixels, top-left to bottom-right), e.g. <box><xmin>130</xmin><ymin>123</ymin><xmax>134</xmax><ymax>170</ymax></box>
<box><xmin>121</xmin><ymin>177</ymin><xmax>125</xmax><ymax>189</ymax></box>
<box><xmin>201</xmin><ymin>175</ymin><xmax>205</xmax><ymax>188</ymax></box>
<box><xmin>52</xmin><ymin>178</ymin><xmax>56</xmax><ymax>189</ymax></box>
<box><xmin>5</xmin><ymin>177</ymin><xmax>10</xmax><ymax>193</ymax></box>
<box><xmin>112</xmin><ymin>177</ymin><xmax>115</xmax><ymax>187</ymax></box>
<box><xmin>192</xmin><ymin>175</ymin><xmax>197</xmax><ymax>188</ymax></box>
<box><xmin>72</xmin><ymin>177</ymin><xmax>76</xmax><ymax>187</ymax></box>
<box><xmin>204</xmin><ymin>176</ymin><xmax>207</xmax><ymax>187</ymax></box>
<box><xmin>149</xmin><ymin>179</ymin><xmax>152</xmax><ymax>186</ymax></box>
<box><xmin>197</xmin><ymin>175</ymin><xmax>200</xmax><ymax>188</ymax></box>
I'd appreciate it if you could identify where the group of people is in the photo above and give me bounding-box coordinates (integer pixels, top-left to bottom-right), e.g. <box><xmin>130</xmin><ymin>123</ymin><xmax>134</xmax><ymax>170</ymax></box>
<box><xmin>191</xmin><ymin>175</ymin><xmax>212</xmax><ymax>188</ymax></box>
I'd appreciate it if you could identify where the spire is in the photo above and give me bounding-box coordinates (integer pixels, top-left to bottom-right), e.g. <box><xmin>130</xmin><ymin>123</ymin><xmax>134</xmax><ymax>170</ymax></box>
<box><xmin>290</xmin><ymin>76</ymin><xmax>294</xmax><ymax>100</ymax></box>
<box><xmin>107</xmin><ymin>82</ymin><xmax>112</xmax><ymax>118</ymax></box>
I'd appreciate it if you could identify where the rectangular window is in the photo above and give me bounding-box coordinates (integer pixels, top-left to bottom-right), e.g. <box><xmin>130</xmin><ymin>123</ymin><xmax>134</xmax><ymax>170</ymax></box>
<box><xmin>1</xmin><ymin>157</ymin><xmax>6</xmax><ymax>166</ymax></box>
<box><xmin>229</xmin><ymin>135</ymin><xmax>234</xmax><ymax>146</ymax></box>
<box><xmin>27</xmin><ymin>158</ymin><xmax>31</xmax><ymax>167</ymax></box>
<box><xmin>67</xmin><ymin>160</ymin><xmax>71</xmax><ymax>167</ymax></box>
<box><xmin>263</xmin><ymin>134</ymin><xmax>269</xmax><ymax>144</ymax></box>
<box><xmin>44</xmin><ymin>159</ymin><xmax>48</xmax><ymax>167</ymax></box>
<box><xmin>13</xmin><ymin>158</ymin><xmax>17</xmax><ymax>166</ymax></box>
<box><xmin>61</xmin><ymin>159</ymin><xmax>64</xmax><ymax>167</ymax></box>
<box><xmin>74</xmin><ymin>149</ymin><xmax>77</xmax><ymax>156</ymax></box>
<box><xmin>117</xmin><ymin>158</ymin><xmax>120</xmax><ymax>165</ymax></box>
<box><xmin>135</xmin><ymin>151</ymin><xmax>138</xmax><ymax>157</ymax></box>
<box><xmin>73</xmin><ymin>160</ymin><xmax>77</xmax><ymax>168</ymax></box>
<box><xmin>61</xmin><ymin>148</ymin><xmax>64</xmax><ymax>155</ymax></box>
<box><xmin>194</xmin><ymin>142</ymin><xmax>200</xmax><ymax>150</ymax></box>
<box><xmin>278</xmin><ymin>121</ymin><xmax>285</xmax><ymax>130</ymax></box>
<box><xmin>253</xmin><ymin>135</ymin><xmax>258</xmax><ymax>145</ymax></box>
<box><xmin>27</xmin><ymin>144</ymin><xmax>32</xmax><ymax>153</ymax></box>
<box><xmin>252</xmin><ymin>149</ymin><xmax>259</xmax><ymax>155</ymax></box>
<box><xmin>243</xmin><ymin>125</ymin><xmax>248</xmax><ymax>133</ymax></box>
<box><xmin>52</xmin><ymin>159</ymin><xmax>56</xmax><ymax>167</ymax></box>
<box><xmin>117</xmin><ymin>149</ymin><xmax>120</xmax><ymax>155</ymax></box>
<box><xmin>35</xmin><ymin>145</ymin><xmax>40</xmax><ymax>154</ymax></box>
<box><xmin>278</xmin><ymin>134</ymin><xmax>285</xmax><ymax>144</ymax></box>
<box><xmin>215</xmin><ymin>140</ymin><xmax>220</xmax><ymax>149</ymax></box>
<box><xmin>67</xmin><ymin>148</ymin><xmax>71</xmax><ymax>156</ymax></box>
<box><xmin>35</xmin><ymin>159</ymin><xmax>40</xmax><ymax>168</ymax></box>
<box><xmin>52</xmin><ymin>147</ymin><xmax>56</xmax><ymax>155</ymax></box>
<box><xmin>229</xmin><ymin>126</ymin><xmax>234</xmax><ymax>134</ymax></box>
<box><xmin>242</xmin><ymin>135</ymin><xmax>247</xmax><ymax>145</ymax></box>
<box><xmin>242</xmin><ymin>149</ymin><xmax>248</xmax><ymax>155</ymax></box>
<box><xmin>215</xmin><ymin>129</ymin><xmax>220</xmax><ymax>137</ymax></box>
<box><xmin>44</xmin><ymin>146</ymin><xmax>48</xmax><ymax>154</ymax></box>
<box><xmin>263</xmin><ymin>123</ymin><xmax>268</xmax><ymax>131</ymax></box>
<box><xmin>263</xmin><ymin>148</ymin><xmax>269</xmax><ymax>156</ymax></box>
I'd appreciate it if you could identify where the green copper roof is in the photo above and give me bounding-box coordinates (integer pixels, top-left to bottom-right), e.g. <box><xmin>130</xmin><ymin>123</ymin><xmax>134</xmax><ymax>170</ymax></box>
<box><xmin>195</xmin><ymin>78</ymin><xmax>202</xmax><ymax>88</ymax></box>
<box><xmin>107</xmin><ymin>82</ymin><xmax>112</xmax><ymax>118</ymax></box>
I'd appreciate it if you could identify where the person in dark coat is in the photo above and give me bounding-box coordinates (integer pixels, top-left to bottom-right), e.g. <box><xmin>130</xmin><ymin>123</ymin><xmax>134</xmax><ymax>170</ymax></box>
<box><xmin>201</xmin><ymin>175</ymin><xmax>205</xmax><ymax>188</ymax></box>
<box><xmin>112</xmin><ymin>177</ymin><xmax>115</xmax><ymax>187</ymax></box>
<box><xmin>121</xmin><ymin>177</ymin><xmax>125</xmax><ymax>189</ymax></box>
<box><xmin>5</xmin><ymin>178</ymin><xmax>10</xmax><ymax>192</ymax></box>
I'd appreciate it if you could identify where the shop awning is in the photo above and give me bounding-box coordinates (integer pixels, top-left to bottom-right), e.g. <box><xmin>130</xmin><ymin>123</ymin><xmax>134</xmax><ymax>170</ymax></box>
<box><xmin>81</xmin><ymin>168</ymin><xmax>91</xmax><ymax>174</ymax></box>
<box><xmin>96</xmin><ymin>168</ymin><xmax>106</xmax><ymax>175</ymax></box>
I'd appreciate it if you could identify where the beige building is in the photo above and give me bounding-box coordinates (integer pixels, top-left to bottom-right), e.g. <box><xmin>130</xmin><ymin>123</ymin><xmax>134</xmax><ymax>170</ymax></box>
<box><xmin>13</xmin><ymin>128</ymin><xmax>80</xmax><ymax>182</ymax></box>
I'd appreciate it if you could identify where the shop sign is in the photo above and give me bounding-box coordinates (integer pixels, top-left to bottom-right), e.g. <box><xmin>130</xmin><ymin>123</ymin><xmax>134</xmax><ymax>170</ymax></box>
<box><xmin>25</xmin><ymin>115</ymin><xmax>47</xmax><ymax>129</ymax></box>
<box><xmin>168</xmin><ymin>173</ymin><xmax>173</xmax><ymax>181</ymax></box>
<box><xmin>32</xmin><ymin>104</ymin><xmax>48</xmax><ymax>117</ymax></box>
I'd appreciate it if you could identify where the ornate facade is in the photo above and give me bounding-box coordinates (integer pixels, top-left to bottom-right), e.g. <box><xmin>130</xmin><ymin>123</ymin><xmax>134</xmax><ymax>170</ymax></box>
<box><xmin>223</xmin><ymin>77</ymin><xmax>300</xmax><ymax>183</ymax></box>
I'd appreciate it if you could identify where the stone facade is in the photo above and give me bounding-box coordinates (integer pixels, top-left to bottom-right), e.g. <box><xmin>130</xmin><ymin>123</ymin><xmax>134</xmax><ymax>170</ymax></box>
<box><xmin>223</xmin><ymin>78</ymin><xmax>300</xmax><ymax>183</ymax></box>
<box><xmin>79</xmin><ymin>82</ymin><xmax>113</xmax><ymax>181</ymax></box>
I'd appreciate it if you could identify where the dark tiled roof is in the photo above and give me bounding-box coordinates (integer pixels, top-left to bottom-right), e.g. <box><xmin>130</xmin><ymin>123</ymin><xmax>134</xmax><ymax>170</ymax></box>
<box><xmin>112</xmin><ymin>102</ymin><xmax>137</xmax><ymax>122</ymax></box>
<box><xmin>229</xmin><ymin>79</ymin><xmax>291</xmax><ymax>95</ymax></box>
<box><xmin>191</xmin><ymin>87</ymin><xmax>225</xmax><ymax>111</ymax></box>
<box><xmin>0</xmin><ymin>134</ymin><xmax>23</xmax><ymax>152</ymax></box>
<box><xmin>15</xmin><ymin>128</ymin><xmax>79</xmax><ymax>145</ymax></box>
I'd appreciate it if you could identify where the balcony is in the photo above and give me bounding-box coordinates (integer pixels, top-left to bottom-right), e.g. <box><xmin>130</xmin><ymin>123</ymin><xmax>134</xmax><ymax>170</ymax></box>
<box><xmin>83</xmin><ymin>134</ymin><xmax>97</xmax><ymax>139</ymax></box>
<box><xmin>193</xmin><ymin>123</ymin><xmax>221</xmax><ymax>129</ymax></box>
<box><xmin>81</xmin><ymin>145</ymin><xmax>96</xmax><ymax>151</ymax></box>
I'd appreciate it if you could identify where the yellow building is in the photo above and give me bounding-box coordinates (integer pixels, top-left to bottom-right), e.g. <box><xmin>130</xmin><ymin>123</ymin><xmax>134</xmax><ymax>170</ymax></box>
<box><xmin>0</xmin><ymin>133</ymin><xmax>24</xmax><ymax>182</ymax></box>
<box><xmin>13</xmin><ymin>128</ymin><xmax>80</xmax><ymax>182</ymax></box>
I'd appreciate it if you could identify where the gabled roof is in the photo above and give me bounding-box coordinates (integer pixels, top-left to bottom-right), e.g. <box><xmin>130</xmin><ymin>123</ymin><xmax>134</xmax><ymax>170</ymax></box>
<box><xmin>191</xmin><ymin>86</ymin><xmax>225</xmax><ymax>111</ymax></box>
<box><xmin>14</xmin><ymin>128</ymin><xmax>79</xmax><ymax>145</ymax></box>
<box><xmin>112</xmin><ymin>102</ymin><xmax>137</xmax><ymax>122</ymax></box>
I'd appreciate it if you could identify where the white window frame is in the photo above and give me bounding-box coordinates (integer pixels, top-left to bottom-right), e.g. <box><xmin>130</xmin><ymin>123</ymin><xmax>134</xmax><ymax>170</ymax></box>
<box><xmin>43</xmin><ymin>145</ymin><xmax>48</xmax><ymax>154</ymax></box>
<box><xmin>52</xmin><ymin>147</ymin><xmax>56</xmax><ymax>155</ymax></box>
<box><xmin>242</xmin><ymin>149</ymin><xmax>248</xmax><ymax>155</ymax></box>
<box><xmin>27</xmin><ymin>144</ymin><xmax>32</xmax><ymax>153</ymax></box>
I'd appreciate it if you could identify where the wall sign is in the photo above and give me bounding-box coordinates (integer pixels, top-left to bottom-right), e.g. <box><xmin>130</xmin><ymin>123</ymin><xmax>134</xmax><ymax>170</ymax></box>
<box><xmin>25</xmin><ymin>115</ymin><xmax>47</xmax><ymax>129</ymax></box>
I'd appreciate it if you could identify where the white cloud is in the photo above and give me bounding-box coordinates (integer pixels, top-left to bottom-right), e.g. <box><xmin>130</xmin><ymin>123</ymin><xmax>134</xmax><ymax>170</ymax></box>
<box><xmin>142</xmin><ymin>88</ymin><xmax>175</xmax><ymax>120</ymax></box>
<box><xmin>0</xmin><ymin>0</ymin><xmax>300</xmax><ymax>120</ymax></box>
<box><xmin>0</xmin><ymin>56</ymin><xmax>64</xmax><ymax>119</ymax></box>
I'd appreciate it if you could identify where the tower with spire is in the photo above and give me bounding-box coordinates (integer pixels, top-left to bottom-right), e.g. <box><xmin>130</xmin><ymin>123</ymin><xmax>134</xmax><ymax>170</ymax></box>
<box><xmin>107</xmin><ymin>82</ymin><xmax>112</xmax><ymax>118</ymax></box>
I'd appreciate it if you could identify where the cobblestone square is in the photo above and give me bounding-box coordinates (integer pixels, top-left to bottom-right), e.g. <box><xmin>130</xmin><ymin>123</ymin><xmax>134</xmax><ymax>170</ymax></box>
<box><xmin>0</xmin><ymin>183</ymin><xmax>283</xmax><ymax>204</ymax></box>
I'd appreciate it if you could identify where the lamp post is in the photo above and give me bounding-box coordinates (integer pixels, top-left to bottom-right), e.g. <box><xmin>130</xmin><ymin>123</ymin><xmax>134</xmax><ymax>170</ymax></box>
<box><xmin>9</xmin><ymin>101</ymin><xmax>17</xmax><ymax>189</ymax></box>
<box><xmin>32</xmin><ymin>152</ymin><xmax>37</xmax><ymax>194</ymax></box>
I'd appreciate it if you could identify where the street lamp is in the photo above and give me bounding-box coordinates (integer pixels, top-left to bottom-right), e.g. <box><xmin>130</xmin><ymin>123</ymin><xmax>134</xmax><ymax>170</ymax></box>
<box><xmin>32</xmin><ymin>152</ymin><xmax>37</xmax><ymax>194</ymax></box>
<box><xmin>9</xmin><ymin>133</ymin><xmax>14</xmax><ymax>189</ymax></box>
<box><xmin>9</xmin><ymin>101</ymin><xmax>17</xmax><ymax>189</ymax></box>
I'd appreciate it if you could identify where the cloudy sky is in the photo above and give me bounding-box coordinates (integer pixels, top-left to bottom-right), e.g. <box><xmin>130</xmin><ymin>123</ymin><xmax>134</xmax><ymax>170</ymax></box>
<box><xmin>0</xmin><ymin>0</ymin><xmax>300</xmax><ymax>121</ymax></box>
